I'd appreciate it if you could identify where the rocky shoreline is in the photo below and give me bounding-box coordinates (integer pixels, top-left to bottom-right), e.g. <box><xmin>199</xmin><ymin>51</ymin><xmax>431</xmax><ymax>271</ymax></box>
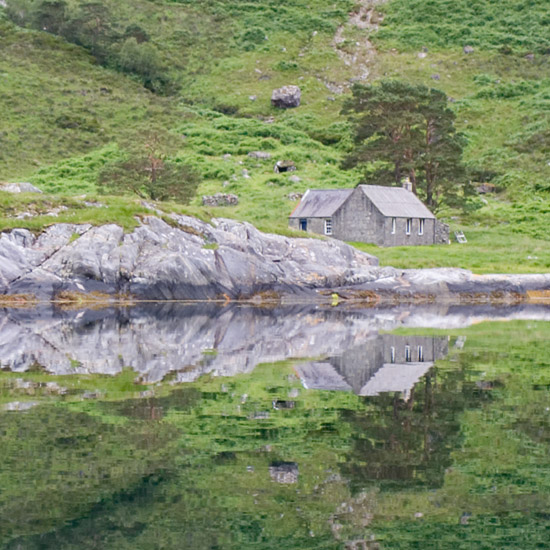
<box><xmin>1</xmin><ymin>214</ymin><xmax>549</xmax><ymax>305</ymax></box>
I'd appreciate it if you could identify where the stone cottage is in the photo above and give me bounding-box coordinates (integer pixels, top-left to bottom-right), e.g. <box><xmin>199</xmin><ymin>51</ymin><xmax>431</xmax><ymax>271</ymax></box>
<box><xmin>288</xmin><ymin>184</ymin><xmax>449</xmax><ymax>246</ymax></box>
<box><xmin>294</xmin><ymin>334</ymin><xmax>449</xmax><ymax>397</ymax></box>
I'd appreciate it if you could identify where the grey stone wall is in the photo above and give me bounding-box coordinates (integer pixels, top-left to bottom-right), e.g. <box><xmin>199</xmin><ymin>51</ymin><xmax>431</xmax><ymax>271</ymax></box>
<box><xmin>333</xmin><ymin>187</ymin><xmax>384</xmax><ymax>243</ymax></box>
<box><xmin>289</xmin><ymin>216</ymin><xmax>331</xmax><ymax>236</ymax></box>
<box><xmin>382</xmin><ymin>217</ymin><xmax>436</xmax><ymax>247</ymax></box>
<box><xmin>288</xmin><ymin>218</ymin><xmax>300</xmax><ymax>231</ymax></box>
<box><xmin>381</xmin><ymin>335</ymin><xmax>449</xmax><ymax>363</ymax></box>
<box><xmin>435</xmin><ymin>220</ymin><xmax>450</xmax><ymax>244</ymax></box>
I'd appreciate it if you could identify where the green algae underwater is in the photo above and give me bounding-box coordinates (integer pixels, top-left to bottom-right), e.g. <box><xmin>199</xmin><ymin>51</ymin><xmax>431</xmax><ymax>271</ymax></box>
<box><xmin>1</xmin><ymin>316</ymin><xmax>550</xmax><ymax>549</ymax></box>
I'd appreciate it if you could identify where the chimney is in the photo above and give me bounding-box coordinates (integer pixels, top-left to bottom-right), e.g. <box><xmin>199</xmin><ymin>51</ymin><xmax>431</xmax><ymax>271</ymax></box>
<box><xmin>402</xmin><ymin>177</ymin><xmax>413</xmax><ymax>192</ymax></box>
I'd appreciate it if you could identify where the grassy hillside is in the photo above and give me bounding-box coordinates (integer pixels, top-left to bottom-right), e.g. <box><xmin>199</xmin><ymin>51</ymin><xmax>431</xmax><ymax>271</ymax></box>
<box><xmin>1</xmin><ymin>0</ymin><xmax>550</xmax><ymax>272</ymax></box>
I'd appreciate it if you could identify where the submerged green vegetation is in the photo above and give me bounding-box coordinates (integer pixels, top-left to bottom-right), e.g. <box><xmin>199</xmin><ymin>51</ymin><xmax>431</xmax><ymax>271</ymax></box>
<box><xmin>2</xmin><ymin>320</ymin><xmax>550</xmax><ymax>548</ymax></box>
<box><xmin>1</xmin><ymin>0</ymin><xmax>550</xmax><ymax>271</ymax></box>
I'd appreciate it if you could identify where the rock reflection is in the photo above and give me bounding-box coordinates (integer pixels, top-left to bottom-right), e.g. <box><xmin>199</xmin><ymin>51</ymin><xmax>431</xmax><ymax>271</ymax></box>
<box><xmin>1</xmin><ymin>303</ymin><xmax>549</xmax><ymax>384</ymax></box>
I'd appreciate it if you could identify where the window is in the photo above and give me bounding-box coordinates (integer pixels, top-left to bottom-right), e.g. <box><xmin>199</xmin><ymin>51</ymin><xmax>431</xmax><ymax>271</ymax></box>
<box><xmin>418</xmin><ymin>345</ymin><xmax>424</xmax><ymax>362</ymax></box>
<box><xmin>391</xmin><ymin>217</ymin><xmax>396</xmax><ymax>234</ymax></box>
<box><xmin>406</xmin><ymin>218</ymin><xmax>412</xmax><ymax>235</ymax></box>
<box><xmin>405</xmin><ymin>345</ymin><xmax>411</xmax><ymax>362</ymax></box>
<box><xmin>324</xmin><ymin>219</ymin><xmax>332</xmax><ymax>235</ymax></box>
<box><xmin>390</xmin><ymin>346</ymin><xmax>395</xmax><ymax>364</ymax></box>
<box><xmin>418</xmin><ymin>218</ymin><xmax>424</xmax><ymax>236</ymax></box>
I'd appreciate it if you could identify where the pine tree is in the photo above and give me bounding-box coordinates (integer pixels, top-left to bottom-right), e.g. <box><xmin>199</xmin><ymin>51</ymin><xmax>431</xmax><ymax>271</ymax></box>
<box><xmin>342</xmin><ymin>80</ymin><xmax>468</xmax><ymax>210</ymax></box>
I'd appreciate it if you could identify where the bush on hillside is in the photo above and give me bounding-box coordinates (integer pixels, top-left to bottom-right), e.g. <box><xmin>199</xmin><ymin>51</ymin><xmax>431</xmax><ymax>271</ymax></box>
<box><xmin>377</xmin><ymin>0</ymin><xmax>550</xmax><ymax>54</ymax></box>
<box><xmin>5</xmin><ymin>0</ymin><xmax>177</xmax><ymax>94</ymax></box>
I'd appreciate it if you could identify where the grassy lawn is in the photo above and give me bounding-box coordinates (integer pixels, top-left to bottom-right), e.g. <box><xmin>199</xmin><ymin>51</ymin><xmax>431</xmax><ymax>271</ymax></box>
<box><xmin>351</xmin><ymin>226</ymin><xmax>550</xmax><ymax>274</ymax></box>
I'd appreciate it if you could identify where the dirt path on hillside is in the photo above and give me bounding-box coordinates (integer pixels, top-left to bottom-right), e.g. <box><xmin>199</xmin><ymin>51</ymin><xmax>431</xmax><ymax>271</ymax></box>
<box><xmin>320</xmin><ymin>0</ymin><xmax>387</xmax><ymax>93</ymax></box>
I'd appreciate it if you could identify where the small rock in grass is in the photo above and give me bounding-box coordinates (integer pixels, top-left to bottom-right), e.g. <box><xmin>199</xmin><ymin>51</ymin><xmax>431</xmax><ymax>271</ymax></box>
<box><xmin>287</xmin><ymin>192</ymin><xmax>303</xmax><ymax>201</ymax></box>
<box><xmin>202</xmin><ymin>193</ymin><xmax>239</xmax><ymax>207</ymax></box>
<box><xmin>463</xmin><ymin>45</ymin><xmax>475</xmax><ymax>54</ymax></box>
<box><xmin>248</xmin><ymin>151</ymin><xmax>272</xmax><ymax>160</ymax></box>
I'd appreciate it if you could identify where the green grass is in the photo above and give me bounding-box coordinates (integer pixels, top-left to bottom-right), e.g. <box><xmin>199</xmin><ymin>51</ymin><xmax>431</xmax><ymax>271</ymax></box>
<box><xmin>352</xmin><ymin>227</ymin><xmax>550</xmax><ymax>274</ymax></box>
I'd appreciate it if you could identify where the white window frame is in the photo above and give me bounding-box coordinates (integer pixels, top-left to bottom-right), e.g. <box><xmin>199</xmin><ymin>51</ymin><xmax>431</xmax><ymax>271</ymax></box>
<box><xmin>418</xmin><ymin>345</ymin><xmax>424</xmax><ymax>362</ymax></box>
<box><xmin>418</xmin><ymin>218</ymin><xmax>424</xmax><ymax>236</ymax></box>
<box><xmin>391</xmin><ymin>217</ymin><xmax>396</xmax><ymax>234</ymax></box>
<box><xmin>324</xmin><ymin>218</ymin><xmax>332</xmax><ymax>236</ymax></box>
<box><xmin>405</xmin><ymin>345</ymin><xmax>411</xmax><ymax>362</ymax></box>
<box><xmin>390</xmin><ymin>346</ymin><xmax>396</xmax><ymax>364</ymax></box>
<box><xmin>406</xmin><ymin>218</ymin><xmax>412</xmax><ymax>235</ymax></box>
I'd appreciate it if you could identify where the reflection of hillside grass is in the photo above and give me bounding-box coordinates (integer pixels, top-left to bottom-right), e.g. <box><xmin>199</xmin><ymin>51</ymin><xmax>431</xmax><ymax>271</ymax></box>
<box><xmin>3</xmin><ymin>322</ymin><xmax>550</xmax><ymax>546</ymax></box>
<box><xmin>371</xmin><ymin>320</ymin><xmax>550</xmax><ymax>548</ymax></box>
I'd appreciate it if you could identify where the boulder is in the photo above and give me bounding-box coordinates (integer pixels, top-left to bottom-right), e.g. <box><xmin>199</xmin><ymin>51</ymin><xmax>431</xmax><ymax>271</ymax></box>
<box><xmin>271</xmin><ymin>85</ymin><xmax>301</xmax><ymax>108</ymax></box>
<box><xmin>0</xmin><ymin>215</ymin><xmax>379</xmax><ymax>301</ymax></box>
<box><xmin>463</xmin><ymin>45</ymin><xmax>475</xmax><ymax>54</ymax></box>
<box><xmin>269</xmin><ymin>462</ymin><xmax>298</xmax><ymax>484</ymax></box>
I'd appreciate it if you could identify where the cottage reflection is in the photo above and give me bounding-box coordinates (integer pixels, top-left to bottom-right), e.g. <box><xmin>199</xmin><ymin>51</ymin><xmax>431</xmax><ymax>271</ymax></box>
<box><xmin>294</xmin><ymin>335</ymin><xmax>449</xmax><ymax>398</ymax></box>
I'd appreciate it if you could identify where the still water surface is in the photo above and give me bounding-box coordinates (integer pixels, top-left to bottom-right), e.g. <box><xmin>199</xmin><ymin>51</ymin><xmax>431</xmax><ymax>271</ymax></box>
<box><xmin>2</xmin><ymin>304</ymin><xmax>550</xmax><ymax>549</ymax></box>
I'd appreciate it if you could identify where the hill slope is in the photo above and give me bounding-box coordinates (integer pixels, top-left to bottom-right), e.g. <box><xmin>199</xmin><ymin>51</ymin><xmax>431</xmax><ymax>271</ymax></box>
<box><xmin>1</xmin><ymin>0</ymin><xmax>550</xmax><ymax>271</ymax></box>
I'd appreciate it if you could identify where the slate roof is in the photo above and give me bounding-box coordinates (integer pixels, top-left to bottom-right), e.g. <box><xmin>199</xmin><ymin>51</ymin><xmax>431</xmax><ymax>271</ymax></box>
<box><xmin>294</xmin><ymin>362</ymin><xmax>352</xmax><ymax>392</ymax></box>
<box><xmin>359</xmin><ymin>185</ymin><xmax>435</xmax><ymax>219</ymax></box>
<box><xmin>289</xmin><ymin>186</ymin><xmax>435</xmax><ymax>219</ymax></box>
<box><xmin>289</xmin><ymin>188</ymin><xmax>353</xmax><ymax>218</ymax></box>
<box><xmin>359</xmin><ymin>362</ymin><xmax>433</xmax><ymax>397</ymax></box>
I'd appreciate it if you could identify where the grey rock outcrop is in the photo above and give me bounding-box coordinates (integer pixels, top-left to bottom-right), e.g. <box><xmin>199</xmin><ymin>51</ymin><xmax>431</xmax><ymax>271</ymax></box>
<box><xmin>0</xmin><ymin>215</ymin><xmax>378</xmax><ymax>301</ymax></box>
<box><xmin>271</xmin><ymin>85</ymin><xmax>301</xmax><ymax>108</ymax></box>
<box><xmin>1</xmin><ymin>182</ymin><xmax>43</xmax><ymax>194</ymax></box>
<box><xmin>1</xmin><ymin>214</ymin><xmax>550</xmax><ymax>303</ymax></box>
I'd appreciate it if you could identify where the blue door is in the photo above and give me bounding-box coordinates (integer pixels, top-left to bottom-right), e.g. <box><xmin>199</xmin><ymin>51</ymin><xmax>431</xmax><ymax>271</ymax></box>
<box><xmin>299</xmin><ymin>219</ymin><xmax>307</xmax><ymax>231</ymax></box>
